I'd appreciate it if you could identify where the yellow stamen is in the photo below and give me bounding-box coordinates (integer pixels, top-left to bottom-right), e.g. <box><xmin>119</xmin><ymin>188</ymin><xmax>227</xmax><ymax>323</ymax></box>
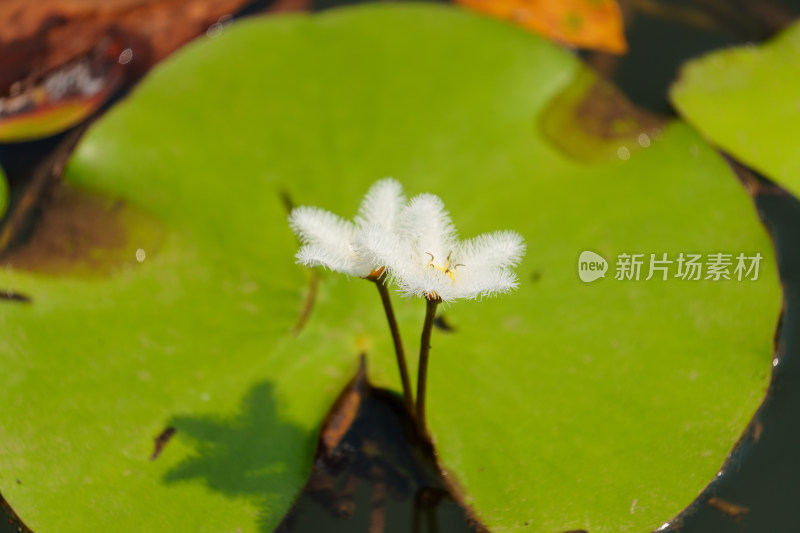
<box><xmin>425</xmin><ymin>251</ymin><xmax>459</xmax><ymax>283</ymax></box>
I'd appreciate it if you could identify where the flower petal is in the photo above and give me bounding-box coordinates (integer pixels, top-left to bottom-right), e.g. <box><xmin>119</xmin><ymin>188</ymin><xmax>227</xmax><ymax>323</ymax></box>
<box><xmin>295</xmin><ymin>243</ymin><xmax>356</xmax><ymax>274</ymax></box>
<box><xmin>357</xmin><ymin>223</ymin><xmax>415</xmax><ymax>282</ymax></box>
<box><xmin>288</xmin><ymin>206</ymin><xmax>355</xmax><ymax>247</ymax></box>
<box><xmin>399</xmin><ymin>267</ymin><xmax>462</xmax><ymax>302</ymax></box>
<box><xmin>289</xmin><ymin>207</ymin><xmax>361</xmax><ymax>275</ymax></box>
<box><xmin>355</xmin><ymin>177</ymin><xmax>405</xmax><ymax>231</ymax></box>
<box><xmin>399</xmin><ymin>193</ymin><xmax>457</xmax><ymax>262</ymax></box>
<box><xmin>456</xmin><ymin>230</ymin><xmax>526</xmax><ymax>272</ymax></box>
<box><xmin>456</xmin><ymin>267</ymin><xmax>520</xmax><ymax>300</ymax></box>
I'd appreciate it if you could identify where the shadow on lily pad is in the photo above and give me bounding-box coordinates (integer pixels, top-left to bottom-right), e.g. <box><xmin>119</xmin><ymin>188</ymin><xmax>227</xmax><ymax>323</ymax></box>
<box><xmin>163</xmin><ymin>357</ymin><xmax>484</xmax><ymax>533</ymax></box>
<box><xmin>164</xmin><ymin>382</ymin><xmax>312</xmax><ymax>532</ymax></box>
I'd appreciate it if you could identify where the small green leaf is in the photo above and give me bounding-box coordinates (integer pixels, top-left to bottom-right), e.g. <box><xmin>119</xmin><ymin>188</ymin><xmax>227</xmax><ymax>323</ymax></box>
<box><xmin>671</xmin><ymin>21</ymin><xmax>800</xmax><ymax>195</ymax></box>
<box><xmin>0</xmin><ymin>4</ymin><xmax>780</xmax><ymax>533</ymax></box>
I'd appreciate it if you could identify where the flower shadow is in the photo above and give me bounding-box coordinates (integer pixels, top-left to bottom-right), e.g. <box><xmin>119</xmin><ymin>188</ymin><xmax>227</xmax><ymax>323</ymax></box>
<box><xmin>163</xmin><ymin>381</ymin><xmax>313</xmax><ymax>532</ymax></box>
<box><xmin>161</xmin><ymin>365</ymin><xmax>484</xmax><ymax>533</ymax></box>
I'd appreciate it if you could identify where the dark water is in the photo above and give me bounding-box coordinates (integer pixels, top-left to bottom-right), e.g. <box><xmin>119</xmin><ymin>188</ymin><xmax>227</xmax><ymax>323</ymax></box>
<box><xmin>275</xmin><ymin>360</ymin><xmax>483</xmax><ymax>533</ymax></box>
<box><xmin>2</xmin><ymin>1</ymin><xmax>800</xmax><ymax>532</ymax></box>
<box><xmin>582</xmin><ymin>0</ymin><xmax>800</xmax><ymax>114</ymax></box>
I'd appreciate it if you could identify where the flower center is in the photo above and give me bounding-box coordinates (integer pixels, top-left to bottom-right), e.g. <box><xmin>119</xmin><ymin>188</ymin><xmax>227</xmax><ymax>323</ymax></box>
<box><xmin>425</xmin><ymin>251</ymin><xmax>464</xmax><ymax>283</ymax></box>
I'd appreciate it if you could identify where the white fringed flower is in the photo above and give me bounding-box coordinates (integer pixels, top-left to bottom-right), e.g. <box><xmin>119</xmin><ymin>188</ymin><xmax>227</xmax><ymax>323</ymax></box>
<box><xmin>288</xmin><ymin>178</ymin><xmax>405</xmax><ymax>277</ymax></box>
<box><xmin>359</xmin><ymin>194</ymin><xmax>525</xmax><ymax>302</ymax></box>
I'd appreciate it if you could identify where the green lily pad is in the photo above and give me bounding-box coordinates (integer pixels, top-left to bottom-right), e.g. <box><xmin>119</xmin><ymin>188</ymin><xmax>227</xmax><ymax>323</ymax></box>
<box><xmin>670</xmin><ymin>21</ymin><xmax>800</xmax><ymax>196</ymax></box>
<box><xmin>0</xmin><ymin>4</ymin><xmax>780</xmax><ymax>533</ymax></box>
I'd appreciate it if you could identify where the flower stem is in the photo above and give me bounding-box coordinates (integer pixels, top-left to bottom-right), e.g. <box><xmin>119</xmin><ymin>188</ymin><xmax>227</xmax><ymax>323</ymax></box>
<box><xmin>374</xmin><ymin>280</ymin><xmax>414</xmax><ymax>414</ymax></box>
<box><xmin>416</xmin><ymin>297</ymin><xmax>440</xmax><ymax>439</ymax></box>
